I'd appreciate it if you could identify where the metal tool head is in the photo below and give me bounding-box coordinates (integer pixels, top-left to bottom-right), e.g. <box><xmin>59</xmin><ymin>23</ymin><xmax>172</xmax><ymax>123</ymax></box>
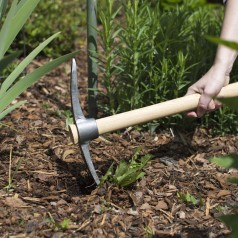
<box><xmin>69</xmin><ymin>58</ymin><xmax>100</xmax><ymax>185</ymax></box>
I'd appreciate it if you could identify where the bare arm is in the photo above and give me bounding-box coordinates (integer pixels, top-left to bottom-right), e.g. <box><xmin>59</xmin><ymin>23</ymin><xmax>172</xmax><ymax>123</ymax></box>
<box><xmin>215</xmin><ymin>0</ymin><xmax>238</xmax><ymax>72</ymax></box>
<box><xmin>186</xmin><ymin>0</ymin><xmax>238</xmax><ymax>117</ymax></box>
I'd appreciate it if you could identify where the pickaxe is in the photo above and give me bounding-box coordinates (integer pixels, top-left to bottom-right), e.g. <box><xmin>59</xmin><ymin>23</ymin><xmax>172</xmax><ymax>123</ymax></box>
<box><xmin>68</xmin><ymin>58</ymin><xmax>238</xmax><ymax>185</ymax></box>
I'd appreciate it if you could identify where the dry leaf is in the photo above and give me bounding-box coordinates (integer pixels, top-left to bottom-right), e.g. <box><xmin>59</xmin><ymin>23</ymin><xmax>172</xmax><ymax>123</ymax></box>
<box><xmin>5</xmin><ymin>196</ymin><xmax>27</xmax><ymax>208</ymax></box>
<box><xmin>216</xmin><ymin>190</ymin><xmax>231</xmax><ymax>198</ymax></box>
<box><xmin>178</xmin><ymin>211</ymin><xmax>186</xmax><ymax>219</ymax></box>
<box><xmin>155</xmin><ymin>201</ymin><xmax>168</xmax><ymax>210</ymax></box>
<box><xmin>62</xmin><ymin>149</ymin><xmax>76</xmax><ymax>161</ymax></box>
<box><xmin>140</xmin><ymin>203</ymin><xmax>151</xmax><ymax>210</ymax></box>
<box><xmin>204</xmin><ymin>182</ymin><xmax>217</xmax><ymax>190</ymax></box>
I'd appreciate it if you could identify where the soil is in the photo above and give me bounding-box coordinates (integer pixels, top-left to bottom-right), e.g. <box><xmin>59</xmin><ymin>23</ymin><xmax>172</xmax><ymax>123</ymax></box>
<box><xmin>0</xmin><ymin>49</ymin><xmax>238</xmax><ymax>238</ymax></box>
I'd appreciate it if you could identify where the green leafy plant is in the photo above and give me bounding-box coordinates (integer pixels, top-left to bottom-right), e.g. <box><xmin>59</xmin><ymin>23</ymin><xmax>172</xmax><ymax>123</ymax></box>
<box><xmin>46</xmin><ymin>213</ymin><xmax>71</xmax><ymax>231</ymax></box>
<box><xmin>220</xmin><ymin>215</ymin><xmax>238</xmax><ymax>238</ymax></box>
<box><xmin>98</xmin><ymin>0</ymin><xmax>122</xmax><ymax>114</ymax></box>
<box><xmin>56</xmin><ymin>110</ymin><xmax>73</xmax><ymax>130</ymax></box>
<box><xmin>211</xmin><ymin>154</ymin><xmax>238</xmax><ymax>170</ymax></box>
<box><xmin>98</xmin><ymin>0</ymin><xmax>230</xmax><ymax>132</ymax></box>
<box><xmin>177</xmin><ymin>191</ymin><xmax>198</xmax><ymax>206</ymax></box>
<box><xmin>144</xmin><ymin>225</ymin><xmax>153</xmax><ymax>238</ymax></box>
<box><xmin>100</xmin><ymin>148</ymin><xmax>152</xmax><ymax>187</ymax></box>
<box><xmin>0</xmin><ymin>0</ymin><xmax>79</xmax><ymax>120</ymax></box>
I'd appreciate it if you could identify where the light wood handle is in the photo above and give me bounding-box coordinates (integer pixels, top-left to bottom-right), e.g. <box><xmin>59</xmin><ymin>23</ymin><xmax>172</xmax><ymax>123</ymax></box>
<box><xmin>96</xmin><ymin>82</ymin><xmax>238</xmax><ymax>135</ymax></box>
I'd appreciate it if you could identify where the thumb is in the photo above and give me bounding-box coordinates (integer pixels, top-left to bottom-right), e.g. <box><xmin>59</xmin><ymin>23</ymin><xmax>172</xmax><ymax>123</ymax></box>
<box><xmin>197</xmin><ymin>93</ymin><xmax>213</xmax><ymax>117</ymax></box>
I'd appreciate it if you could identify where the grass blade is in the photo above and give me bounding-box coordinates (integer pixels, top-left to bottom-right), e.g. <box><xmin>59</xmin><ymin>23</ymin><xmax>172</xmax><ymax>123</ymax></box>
<box><xmin>0</xmin><ymin>0</ymin><xmax>18</xmax><ymax>59</ymax></box>
<box><xmin>0</xmin><ymin>0</ymin><xmax>40</xmax><ymax>57</ymax></box>
<box><xmin>0</xmin><ymin>100</ymin><xmax>26</xmax><ymax>120</ymax></box>
<box><xmin>206</xmin><ymin>36</ymin><xmax>238</xmax><ymax>51</ymax></box>
<box><xmin>210</xmin><ymin>155</ymin><xmax>238</xmax><ymax>169</ymax></box>
<box><xmin>0</xmin><ymin>0</ymin><xmax>8</xmax><ymax>20</ymax></box>
<box><xmin>217</xmin><ymin>97</ymin><xmax>238</xmax><ymax>113</ymax></box>
<box><xmin>219</xmin><ymin>215</ymin><xmax>238</xmax><ymax>238</ymax></box>
<box><xmin>0</xmin><ymin>50</ymin><xmax>22</xmax><ymax>75</ymax></box>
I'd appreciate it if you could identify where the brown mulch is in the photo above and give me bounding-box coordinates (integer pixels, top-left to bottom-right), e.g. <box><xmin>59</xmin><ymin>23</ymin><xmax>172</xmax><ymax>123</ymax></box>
<box><xmin>0</xmin><ymin>51</ymin><xmax>238</xmax><ymax>238</ymax></box>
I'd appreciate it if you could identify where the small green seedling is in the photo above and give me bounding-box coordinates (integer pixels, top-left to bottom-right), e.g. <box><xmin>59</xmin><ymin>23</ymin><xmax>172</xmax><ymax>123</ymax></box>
<box><xmin>59</xmin><ymin>218</ymin><xmax>71</xmax><ymax>231</ymax></box>
<box><xmin>57</xmin><ymin>110</ymin><xmax>73</xmax><ymax>130</ymax></box>
<box><xmin>144</xmin><ymin>225</ymin><xmax>153</xmax><ymax>238</ymax></box>
<box><xmin>177</xmin><ymin>191</ymin><xmax>198</xmax><ymax>206</ymax></box>
<box><xmin>100</xmin><ymin>147</ymin><xmax>152</xmax><ymax>187</ymax></box>
<box><xmin>46</xmin><ymin>213</ymin><xmax>71</xmax><ymax>231</ymax></box>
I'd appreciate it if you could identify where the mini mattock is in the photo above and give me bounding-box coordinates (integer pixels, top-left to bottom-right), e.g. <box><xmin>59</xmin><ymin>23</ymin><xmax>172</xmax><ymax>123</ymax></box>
<box><xmin>68</xmin><ymin>58</ymin><xmax>238</xmax><ymax>185</ymax></box>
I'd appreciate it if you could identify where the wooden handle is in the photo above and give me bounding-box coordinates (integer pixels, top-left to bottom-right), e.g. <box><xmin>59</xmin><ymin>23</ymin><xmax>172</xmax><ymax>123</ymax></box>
<box><xmin>96</xmin><ymin>82</ymin><xmax>238</xmax><ymax>135</ymax></box>
<box><xmin>69</xmin><ymin>124</ymin><xmax>79</xmax><ymax>144</ymax></box>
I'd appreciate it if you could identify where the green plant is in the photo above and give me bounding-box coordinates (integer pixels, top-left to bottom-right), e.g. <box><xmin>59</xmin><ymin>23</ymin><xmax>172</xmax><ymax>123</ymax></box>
<box><xmin>56</xmin><ymin>110</ymin><xmax>73</xmax><ymax>130</ymax></box>
<box><xmin>98</xmin><ymin>0</ymin><xmax>228</xmax><ymax>132</ymax></box>
<box><xmin>0</xmin><ymin>0</ymin><xmax>79</xmax><ymax>120</ymax></box>
<box><xmin>100</xmin><ymin>148</ymin><xmax>152</xmax><ymax>187</ymax></box>
<box><xmin>98</xmin><ymin>0</ymin><xmax>122</xmax><ymax>114</ymax></box>
<box><xmin>59</xmin><ymin>218</ymin><xmax>71</xmax><ymax>231</ymax></box>
<box><xmin>46</xmin><ymin>213</ymin><xmax>71</xmax><ymax>231</ymax></box>
<box><xmin>144</xmin><ymin>225</ymin><xmax>153</xmax><ymax>238</ymax></box>
<box><xmin>177</xmin><ymin>191</ymin><xmax>198</xmax><ymax>206</ymax></box>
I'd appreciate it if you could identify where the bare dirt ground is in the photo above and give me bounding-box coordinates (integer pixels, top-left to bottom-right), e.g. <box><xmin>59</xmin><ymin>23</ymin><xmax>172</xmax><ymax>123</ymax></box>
<box><xmin>0</xmin><ymin>50</ymin><xmax>238</xmax><ymax>238</ymax></box>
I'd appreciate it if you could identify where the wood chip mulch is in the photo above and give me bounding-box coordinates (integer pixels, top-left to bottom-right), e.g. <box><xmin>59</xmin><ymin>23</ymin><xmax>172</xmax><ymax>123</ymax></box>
<box><xmin>0</xmin><ymin>54</ymin><xmax>237</xmax><ymax>238</ymax></box>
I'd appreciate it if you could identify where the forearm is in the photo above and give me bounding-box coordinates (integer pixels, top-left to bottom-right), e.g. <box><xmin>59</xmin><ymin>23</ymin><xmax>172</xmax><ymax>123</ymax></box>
<box><xmin>214</xmin><ymin>0</ymin><xmax>238</xmax><ymax>73</ymax></box>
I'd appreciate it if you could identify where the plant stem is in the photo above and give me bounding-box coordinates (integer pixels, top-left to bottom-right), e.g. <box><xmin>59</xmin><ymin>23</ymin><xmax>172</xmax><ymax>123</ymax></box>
<box><xmin>87</xmin><ymin>0</ymin><xmax>98</xmax><ymax>118</ymax></box>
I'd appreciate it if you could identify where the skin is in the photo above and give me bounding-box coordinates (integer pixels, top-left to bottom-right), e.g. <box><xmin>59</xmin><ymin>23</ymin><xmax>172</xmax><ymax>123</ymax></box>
<box><xmin>186</xmin><ymin>0</ymin><xmax>238</xmax><ymax>118</ymax></box>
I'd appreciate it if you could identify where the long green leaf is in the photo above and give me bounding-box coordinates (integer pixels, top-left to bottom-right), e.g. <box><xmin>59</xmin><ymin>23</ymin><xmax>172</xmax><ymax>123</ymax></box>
<box><xmin>114</xmin><ymin>160</ymin><xmax>128</xmax><ymax>178</ymax></box>
<box><xmin>217</xmin><ymin>97</ymin><xmax>238</xmax><ymax>113</ymax></box>
<box><xmin>210</xmin><ymin>155</ymin><xmax>238</xmax><ymax>169</ymax></box>
<box><xmin>0</xmin><ymin>100</ymin><xmax>26</xmax><ymax>120</ymax></box>
<box><xmin>0</xmin><ymin>0</ymin><xmax>18</xmax><ymax>59</ymax></box>
<box><xmin>0</xmin><ymin>0</ymin><xmax>40</xmax><ymax>57</ymax></box>
<box><xmin>17</xmin><ymin>0</ymin><xmax>30</xmax><ymax>10</ymax></box>
<box><xmin>0</xmin><ymin>50</ymin><xmax>22</xmax><ymax>75</ymax></box>
<box><xmin>219</xmin><ymin>215</ymin><xmax>238</xmax><ymax>238</ymax></box>
<box><xmin>0</xmin><ymin>32</ymin><xmax>60</xmax><ymax>95</ymax></box>
<box><xmin>119</xmin><ymin>171</ymin><xmax>145</xmax><ymax>187</ymax></box>
<box><xmin>0</xmin><ymin>0</ymin><xmax>8</xmax><ymax>21</ymax></box>
<box><xmin>0</xmin><ymin>51</ymin><xmax>79</xmax><ymax>114</ymax></box>
<box><xmin>207</xmin><ymin>36</ymin><xmax>238</xmax><ymax>51</ymax></box>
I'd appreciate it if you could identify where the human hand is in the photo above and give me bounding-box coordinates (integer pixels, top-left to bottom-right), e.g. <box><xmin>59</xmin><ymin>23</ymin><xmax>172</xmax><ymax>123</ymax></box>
<box><xmin>185</xmin><ymin>65</ymin><xmax>230</xmax><ymax>118</ymax></box>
